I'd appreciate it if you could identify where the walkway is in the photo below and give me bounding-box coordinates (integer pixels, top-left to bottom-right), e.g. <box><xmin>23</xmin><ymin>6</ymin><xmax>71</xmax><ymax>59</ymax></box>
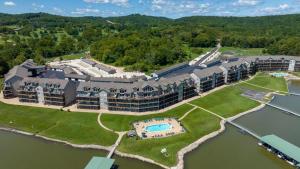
<box><xmin>178</xmin><ymin>106</ymin><xmax>198</xmax><ymax>121</ymax></box>
<box><xmin>107</xmin><ymin>132</ymin><xmax>126</xmax><ymax>158</ymax></box>
<box><xmin>97</xmin><ymin>113</ymin><xmax>127</xmax><ymax>158</ymax></box>
<box><xmin>240</xmin><ymin>81</ymin><xmax>288</xmax><ymax>94</ymax></box>
<box><xmin>97</xmin><ymin>113</ymin><xmax>114</xmax><ymax>132</ymax></box>
<box><xmin>187</xmin><ymin>103</ymin><xmax>225</xmax><ymax>120</ymax></box>
<box><xmin>226</xmin><ymin>120</ymin><xmax>260</xmax><ymax>139</ymax></box>
<box><xmin>187</xmin><ymin>103</ymin><xmax>260</xmax><ymax>139</ymax></box>
<box><xmin>267</xmin><ymin>103</ymin><xmax>300</xmax><ymax>118</ymax></box>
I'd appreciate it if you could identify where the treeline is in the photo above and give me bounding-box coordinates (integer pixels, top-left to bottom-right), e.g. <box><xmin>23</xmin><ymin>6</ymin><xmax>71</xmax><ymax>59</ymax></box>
<box><xmin>1</xmin><ymin>13</ymin><xmax>300</xmax><ymax>76</ymax></box>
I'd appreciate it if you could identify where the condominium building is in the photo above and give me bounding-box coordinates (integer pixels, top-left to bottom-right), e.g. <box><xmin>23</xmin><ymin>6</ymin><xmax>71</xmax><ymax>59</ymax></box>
<box><xmin>3</xmin><ymin>56</ymin><xmax>300</xmax><ymax>112</ymax></box>
<box><xmin>18</xmin><ymin>77</ymin><xmax>76</xmax><ymax>106</ymax></box>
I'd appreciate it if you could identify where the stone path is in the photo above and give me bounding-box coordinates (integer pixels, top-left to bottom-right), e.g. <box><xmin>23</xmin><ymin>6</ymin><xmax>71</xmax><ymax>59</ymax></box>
<box><xmin>178</xmin><ymin>106</ymin><xmax>197</xmax><ymax>121</ymax></box>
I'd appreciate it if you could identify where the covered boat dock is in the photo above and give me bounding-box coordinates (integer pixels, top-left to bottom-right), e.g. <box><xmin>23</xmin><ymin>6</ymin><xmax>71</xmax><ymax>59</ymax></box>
<box><xmin>260</xmin><ymin>135</ymin><xmax>300</xmax><ymax>167</ymax></box>
<box><xmin>84</xmin><ymin>157</ymin><xmax>116</xmax><ymax>169</ymax></box>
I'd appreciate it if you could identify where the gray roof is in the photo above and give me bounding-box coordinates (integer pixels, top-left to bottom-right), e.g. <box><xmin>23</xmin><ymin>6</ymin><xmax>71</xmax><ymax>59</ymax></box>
<box><xmin>20</xmin><ymin>77</ymin><xmax>69</xmax><ymax>89</ymax></box>
<box><xmin>81</xmin><ymin>59</ymin><xmax>97</xmax><ymax>66</ymax></box>
<box><xmin>193</xmin><ymin>66</ymin><xmax>223</xmax><ymax>79</ymax></box>
<box><xmin>77</xmin><ymin>81</ymin><xmax>134</xmax><ymax>92</ymax></box>
<box><xmin>222</xmin><ymin>59</ymin><xmax>247</xmax><ymax>69</ymax></box>
<box><xmin>63</xmin><ymin>67</ymin><xmax>77</xmax><ymax>74</ymax></box>
<box><xmin>4</xmin><ymin>65</ymin><xmax>30</xmax><ymax>82</ymax></box>
<box><xmin>65</xmin><ymin>74</ymin><xmax>89</xmax><ymax>80</ymax></box>
<box><xmin>49</xmin><ymin>65</ymin><xmax>66</xmax><ymax>70</ymax></box>
<box><xmin>158</xmin><ymin>73</ymin><xmax>191</xmax><ymax>84</ymax></box>
<box><xmin>94</xmin><ymin>64</ymin><xmax>116</xmax><ymax>74</ymax></box>
<box><xmin>243</xmin><ymin>55</ymin><xmax>300</xmax><ymax>62</ymax></box>
<box><xmin>153</xmin><ymin>62</ymin><xmax>189</xmax><ymax>77</ymax></box>
<box><xmin>90</xmin><ymin>77</ymin><xmax>136</xmax><ymax>83</ymax></box>
<box><xmin>21</xmin><ymin>59</ymin><xmax>45</xmax><ymax>69</ymax></box>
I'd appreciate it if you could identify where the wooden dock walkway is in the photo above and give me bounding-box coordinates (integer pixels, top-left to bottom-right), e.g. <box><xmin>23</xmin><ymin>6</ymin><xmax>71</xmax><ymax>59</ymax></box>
<box><xmin>107</xmin><ymin>132</ymin><xmax>125</xmax><ymax>158</ymax></box>
<box><xmin>267</xmin><ymin>103</ymin><xmax>300</xmax><ymax>118</ymax></box>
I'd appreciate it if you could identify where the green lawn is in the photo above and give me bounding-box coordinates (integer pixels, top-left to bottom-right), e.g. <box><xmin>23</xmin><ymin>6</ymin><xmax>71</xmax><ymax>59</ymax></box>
<box><xmin>118</xmin><ymin>108</ymin><xmax>220</xmax><ymax>166</ymax></box>
<box><xmin>182</xmin><ymin>44</ymin><xmax>212</xmax><ymax>59</ymax></box>
<box><xmin>101</xmin><ymin>104</ymin><xmax>194</xmax><ymax>132</ymax></box>
<box><xmin>0</xmin><ymin>78</ymin><xmax>3</xmax><ymax>92</ymax></box>
<box><xmin>0</xmin><ymin>102</ymin><xmax>118</xmax><ymax>146</ymax></box>
<box><xmin>220</xmin><ymin>47</ymin><xmax>265</xmax><ymax>56</ymax></box>
<box><xmin>246</xmin><ymin>72</ymin><xmax>288</xmax><ymax>92</ymax></box>
<box><xmin>190</xmin><ymin>85</ymin><xmax>260</xmax><ymax>118</ymax></box>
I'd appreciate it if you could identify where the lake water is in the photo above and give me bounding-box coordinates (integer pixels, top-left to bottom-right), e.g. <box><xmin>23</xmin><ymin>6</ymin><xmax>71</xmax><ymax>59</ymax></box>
<box><xmin>0</xmin><ymin>130</ymin><xmax>159</xmax><ymax>169</ymax></box>
<box><xmin>184</xmin><ymin>81</ymin><xmax>300</xmax><ymax>169</ymax></box>
<box><xmin>1</xmin><ymin>81</ymin><xmax>300</xmax><ymax>169</ymax></box>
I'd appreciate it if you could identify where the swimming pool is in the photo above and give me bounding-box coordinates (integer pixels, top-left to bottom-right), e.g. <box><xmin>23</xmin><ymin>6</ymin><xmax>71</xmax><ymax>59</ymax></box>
<box><xmin>145</xmin><ymin>123</ymin><xmax>172</xmax><ymax>132</ymax></box>
<box><xmin>270</xmin><ymin>72</ymin><xmax>288</xmax><ymax>77</ymax></box>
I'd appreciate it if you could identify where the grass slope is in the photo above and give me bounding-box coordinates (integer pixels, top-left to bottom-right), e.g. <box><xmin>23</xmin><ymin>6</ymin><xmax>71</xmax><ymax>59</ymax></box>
<box><xmin>190</xmin><ymin>86</ymin><xmax>260</xmax><ymax>118</ymax></box>
<box><xmin>101</xmin><ymin>104</ymin><xmax>194</xmax><ymax>132</ymax></box>
<box><xmin>220</xmin><ymin>47</ymin><xmax>265</xmax><ymax>56</ymax></box>
<box><xmin>0</xmin><ymin>102</ymin><xmax>118</xmax><ymax>146</ymax></box>
<box><xmin>118</xmin><ymin>108</ymin><xmax>220</xmax><ymax>166</ymax></box>
<box><xmin>0</xmin><ymin>78</ymin><xmax>3</xmax><ymax>92</ymax></box>
<box><xmin>246</xmin><ymin>72</ymin><xmax>288</xmax><ymax>92</ymax></box>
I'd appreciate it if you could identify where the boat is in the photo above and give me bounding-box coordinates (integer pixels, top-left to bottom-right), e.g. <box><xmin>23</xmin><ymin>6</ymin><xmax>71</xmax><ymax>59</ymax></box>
<box><xmin>286</xmin><ymin>160</ymin><xmax>295</xmax><ymax>166</ymax></box>
<box><xmin>277</xmin><ymin>154</ymin><xmax>282</xmax><ymax>159</ymax></box>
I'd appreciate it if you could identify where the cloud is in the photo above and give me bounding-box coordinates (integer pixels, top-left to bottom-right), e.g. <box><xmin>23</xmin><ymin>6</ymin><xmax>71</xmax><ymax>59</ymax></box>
<box><xmin>83</xmin><ymin>0</ymin><xmax>129</xmax><ymax>6</ymax></box>
<box><xmin>32</xmin><ymin>3</ymin><xmax>44</xmax><ymax>10</ymax></box>
<box><xmin>233</xmin><ymin>0</ymin><xmax>259</xmax><ymax>6</ymax></box>
<box><xmin>71</xmin><ymin>8</ymin><xmax>100</xmax><ymax>15</ymax></box>
<box><xmin>4</xmin><ymin>1</ymin><xmax>16</xmax><ymax>6</ymax></box>
<box><xmin>259</xmin><ymin>4</ymin><xmax>290</xmax><ymax>14</ymax></box>
<box><xmin>53</xmin><ymin>7</ymin><xmax>63</xmax><ymax>13</ymax></box>
<box><xmin>151</xmin><ymin>0</ymin><xmax>210</xmax><ymax>15</ymax></box>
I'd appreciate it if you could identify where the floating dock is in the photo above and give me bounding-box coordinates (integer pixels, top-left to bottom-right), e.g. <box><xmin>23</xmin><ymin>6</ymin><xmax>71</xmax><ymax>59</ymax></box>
<box><xmin>84</xmin><ymin>157</ymin><xmax>115</xmax><ymax>169</ymax></box>
<box><xmin>259</xmin><ymin>135</ymin><xmax>300</xmax><ymax>167</ymax></box>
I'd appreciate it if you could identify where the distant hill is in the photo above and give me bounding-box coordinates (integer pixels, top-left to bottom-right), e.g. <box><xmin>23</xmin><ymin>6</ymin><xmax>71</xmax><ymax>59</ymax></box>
<box><xmin>0</xmin><ymin>12</ymin><xmax>300</xmax><ymax>75</ymax></box>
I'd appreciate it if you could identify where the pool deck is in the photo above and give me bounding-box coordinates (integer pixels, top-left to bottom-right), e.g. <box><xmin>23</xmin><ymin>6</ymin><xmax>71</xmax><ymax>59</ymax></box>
<box><xmin>133</xmin><ymin>118</ymin><xmax>185</xmax><ymax>139</ymax></box>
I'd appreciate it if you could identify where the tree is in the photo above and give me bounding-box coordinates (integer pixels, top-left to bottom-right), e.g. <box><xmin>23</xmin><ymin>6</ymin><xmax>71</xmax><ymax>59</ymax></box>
<box><xmin>34</xmin><ymin>51</ymin><xmax>45</xmax><ymax>65</ymax></box>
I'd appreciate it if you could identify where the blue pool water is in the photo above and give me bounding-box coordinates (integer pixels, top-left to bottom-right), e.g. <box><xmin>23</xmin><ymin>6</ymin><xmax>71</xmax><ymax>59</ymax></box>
<box><xmin>270</xmin><ymin>72</ymin><xmax>288</xmax><ymax>77</ymax></box>
<box><xmin>145</xmin><ymin>123</ymin><xmax>172</xmax><ymax>132</ymax></box>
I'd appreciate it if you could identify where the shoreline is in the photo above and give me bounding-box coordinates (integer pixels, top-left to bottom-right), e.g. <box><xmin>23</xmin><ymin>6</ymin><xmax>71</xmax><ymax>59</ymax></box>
<box><xmin>0</xmin><ymin>127</ymin><xmax>112</xmax><ymax>152</ymax></box>
<box><xmin>174</xmin><ymin>103</ymin><xmax>266</xmax><ymax>169</ymax></box>
<box><xmin>174</xmin><ymin>120</ymin><xmax>226</xmax><ymax>169</ymax></box>
<box><xmin>0</xmin><ymin>103</ymin><xmax>264</xmax><ymax>169</ymax></box>
<box><xmin>0</xmin><ymin>102</ymin><xmax>267</xmax><ymax>169</ymax></box>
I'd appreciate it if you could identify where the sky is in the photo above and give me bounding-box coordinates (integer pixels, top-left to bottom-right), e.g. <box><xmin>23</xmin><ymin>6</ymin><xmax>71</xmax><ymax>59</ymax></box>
<box><xmin>0</xmin><ymin>0</ymin><xmax>300</xmax><ymax>18</ymax></box>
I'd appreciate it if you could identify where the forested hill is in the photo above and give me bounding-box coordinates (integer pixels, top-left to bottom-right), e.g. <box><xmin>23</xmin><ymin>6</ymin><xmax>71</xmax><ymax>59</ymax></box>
<box><xmin>1</xmin><ymin>13</ymin><xmax>300</xmax><ymax>76</ymax></box>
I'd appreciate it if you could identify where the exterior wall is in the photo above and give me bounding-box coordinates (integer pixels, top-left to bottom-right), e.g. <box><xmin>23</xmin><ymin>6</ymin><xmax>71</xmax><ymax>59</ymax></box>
<box><xmin>3</xmin><ymin>76</ymin><xmax>22</xmax><ymax>98</ymax></box>
<box><xmin>107</xmin><ymin>97</ymin><xmax>160</xmax><ymax>112</ymax></box>
<box><xmin>256</xmin><ymin>59</ymin><xmax>289</xmax><ymax>71</ymax></box>
<box><xmin>5</xmin><ymin>56</ymin><xmax>300</xmax><ymax>112</ymax></box>
<box><xmin>77</xmin><ymin>96</ymin><xmax>100</xmax><ymax>110</ymax></box>
<box><xmin>295</xmin><ymin>61</ymin><xmax>300</xmax><ymax>71</ymax></box>
<box><xmin>18</xmin><ymin>82</ymin><xmax>76</xmax><ymax>107</ymax></box>
<box><xmin>198</xmin><ymin>73</ymin><xmax>224</xmax><ymax>93</ymax></box>
<box><xmin>63</xmin><ymin>82</ymin><xmax>77</xmax><ymax>106</ymax></box>
<box><xmin>18</xmin><ymin>90</ymin><xmax>38</xmax><ymax>103</ymax></box>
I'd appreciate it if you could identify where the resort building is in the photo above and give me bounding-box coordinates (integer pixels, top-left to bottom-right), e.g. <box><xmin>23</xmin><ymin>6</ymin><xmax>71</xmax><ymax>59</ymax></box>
<box><xmin>221</xmin><ymin>59</ymin><xmax>250</xmax><ymax>83</ymax></box>
<box><xmin>18</xmin><ymin>77</ymin><xmax>77</xmax><ymax>106</ymax></box>
<box><xmin>76</xmin><ymin>74</ymin><xmax>196</xmax><ymax>112</ymax></box>
<box><xmin>2</xmin><ymin>59</ymin><xmax>45</xmax><ymax>99</ymax></box>
<box><xmin>191</xmin><ymin>66</ymin><xmax>224</xmax><ymax>93</ymax></box>
<box><xmin>3</xmin><ymin>56</ymin><xmax>300</xmax><ymax>112</ymax></box>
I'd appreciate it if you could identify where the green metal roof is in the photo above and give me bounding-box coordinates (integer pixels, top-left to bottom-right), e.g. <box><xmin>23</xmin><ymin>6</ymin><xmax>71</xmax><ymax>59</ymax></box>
<box><xmin>84</xmin><ymin>157</ymin><xmax>115</xmax><ymax>169</ymax></box>
<box><xmin>260</xmin><ymin>135</ymin><xmax>300</xmax><ymax>162</ymax></box>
